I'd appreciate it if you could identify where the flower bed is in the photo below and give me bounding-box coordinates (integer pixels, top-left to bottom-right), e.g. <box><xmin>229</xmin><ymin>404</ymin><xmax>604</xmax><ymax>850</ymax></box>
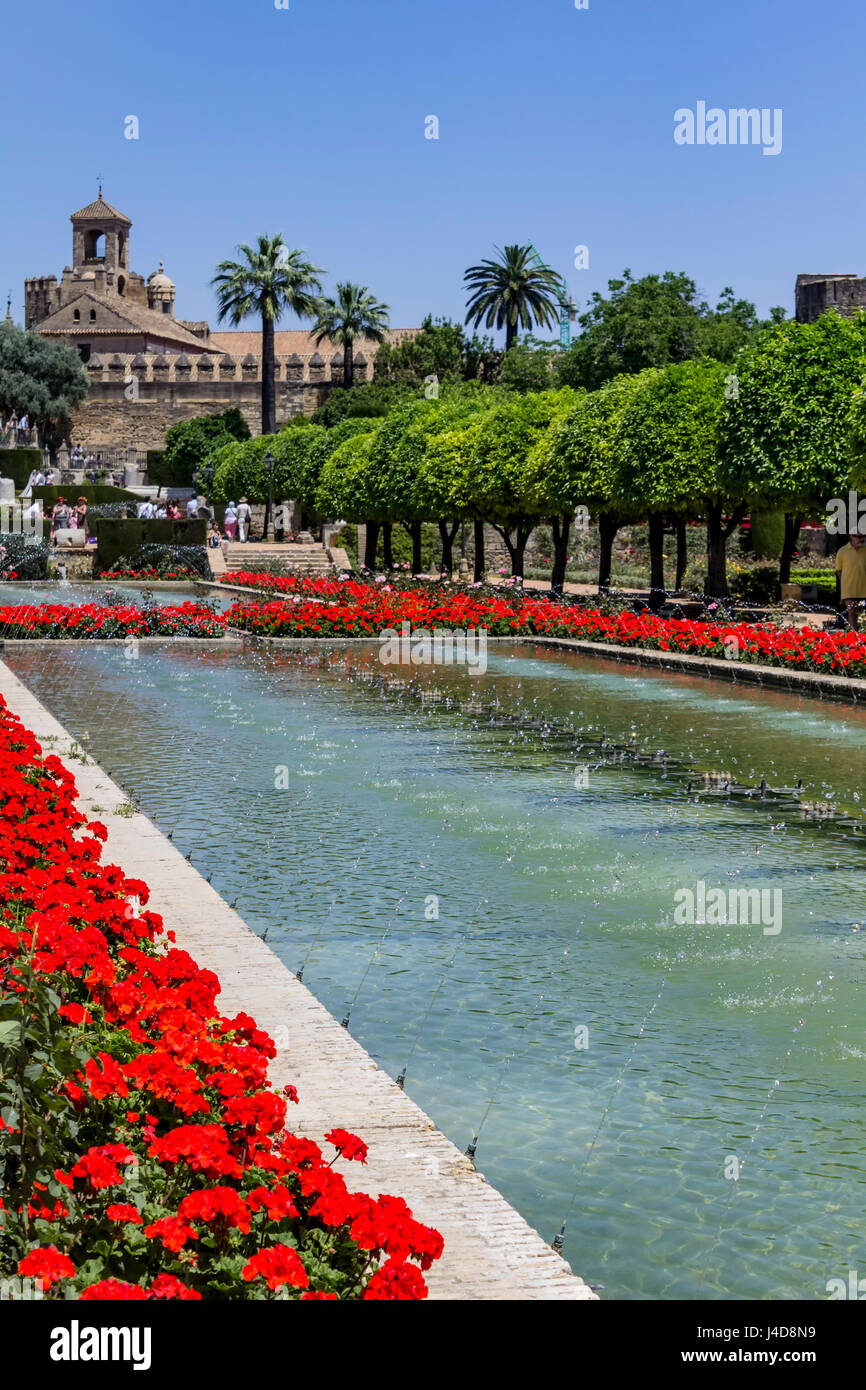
<box><xmin>0</xmin><ymin>697</ymin><xmax>443</xmax><ymax>1299</ymax></box>
<box><xmin>98</xmin><ymin>569</ymin><xmax>201</xmax><ymax>582</ymax></box>
<box><xmin>222</xmin><ymin>574</ymin><xmax>866</xmax><ymax>679</ymax></box>
<box><xmin>0</xmin><ymin>602</ymin><xmax>226</xmax><ymax>640</ymax></box>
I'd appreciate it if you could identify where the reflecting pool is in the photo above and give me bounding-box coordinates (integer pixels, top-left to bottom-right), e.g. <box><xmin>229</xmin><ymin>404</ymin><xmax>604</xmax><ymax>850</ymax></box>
<box><xmin>6</xmin><ymin>638</ymin><xmax>866</xmax><ymax>1300</ymax></box>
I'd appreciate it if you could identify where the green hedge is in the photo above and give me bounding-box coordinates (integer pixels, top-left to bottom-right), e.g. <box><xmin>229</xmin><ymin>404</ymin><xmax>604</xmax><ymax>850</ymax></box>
<box><xmin>0</xmin><ymin>448</ymin><xmax>43</xmax><ymax>489</ymax></box>
<box><xmin>146</xmin><ymin>449</ymin><xmax>193</xmax><ymax>489</ymax></box>
<box><xmin>95</xmin><ymin>518</ymin><xmax>207</xmax><ymax>573</ymax></box>
<box><xmin>33</xmin><ymin>484</ymin><xmax>141</xmax><ymax>506</ymax></box>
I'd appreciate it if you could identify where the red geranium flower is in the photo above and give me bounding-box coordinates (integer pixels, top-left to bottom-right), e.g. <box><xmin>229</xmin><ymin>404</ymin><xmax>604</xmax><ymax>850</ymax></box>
<box><xmin>18</xmin><ymin>1245</ymin><xmax>75</xmax><ymax>1290</ymax></box>
<box><xmin>242</xmin><ymin>1244</ymin><xmax>309</xmax><ymax>1291</ymax></box>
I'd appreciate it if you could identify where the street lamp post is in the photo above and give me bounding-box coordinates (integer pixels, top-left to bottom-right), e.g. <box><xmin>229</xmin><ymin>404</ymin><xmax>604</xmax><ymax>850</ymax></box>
<box><xmin>265</xmin><ymin>450</ymin><xmax>275</xmax><ymax>542</ymax></box>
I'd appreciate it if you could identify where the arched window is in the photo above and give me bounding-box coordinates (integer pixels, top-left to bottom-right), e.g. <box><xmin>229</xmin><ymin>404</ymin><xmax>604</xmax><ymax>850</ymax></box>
<box><xmin>73</xmin><ymin>309</ymin><xmax>80</xmax><ymax>322</ymax></box>
<box><xmin>117</xmin><ymin>275</ymin><xmax>126</xmax><ymax>297</ymax></box>
<box><xmin>84</xmin><ymin>230</ymin><xmax>106</xmax><ymax>261</ymax></box>
<box><xmin>90</xmin><ymin>309</ymin><xmax>96</xmax><ymax>322</ymax></box>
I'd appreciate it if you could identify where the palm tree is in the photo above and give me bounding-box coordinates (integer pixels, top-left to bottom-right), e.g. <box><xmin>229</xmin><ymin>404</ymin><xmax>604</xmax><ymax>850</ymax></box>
<box><xmin>212</xmin><ymin>236</ymin><xmax>323</xmax><ymax>435</ymax></box>
<box><xmin>311</xmin><ymin>282</ymin><xmax>390</xmax><ymax>388</ymax></box>
<box><xmin>464</xmin><ymin>244</ymin><xmax>564</xmax><ymax>352</ymax></box>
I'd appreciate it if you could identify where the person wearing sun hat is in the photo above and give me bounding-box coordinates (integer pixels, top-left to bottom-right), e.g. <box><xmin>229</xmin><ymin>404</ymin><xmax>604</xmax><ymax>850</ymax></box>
<box><xmin>236</xmin><ymin>497</ymin><xmax>252</xmax><ymax>543</ymax></box>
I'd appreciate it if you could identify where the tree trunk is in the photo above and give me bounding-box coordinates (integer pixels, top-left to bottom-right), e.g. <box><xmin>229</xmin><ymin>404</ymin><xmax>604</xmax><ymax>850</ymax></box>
<box><xmin>779</xmin><ymin>514</ymin><xmax>802</xmax><ymax>586</ymax></box>
<box><xmin>363</xmin><ymin>520</ymin><xmax>380</xmax><ymax>571</ymax></box>
<box><xmin>506</xmin><ymin>319</ymin><xmax>517</xmax><ymax>352</ymax></box>
<box><xmin>648</xmin><ymin>512</ymin><xmax>666</xmax><ymax>611</ymax></box>
<box><xmin>705</xmin><ymin>501</ymin><xmax>747</xmax><ymax>598</ymax></box>
<box><xmin>382</xmin><ymin>521</ymin><xmax>394</xmax><ymax>571</ymax></box>
<box><xmin>438</xmin><ymin>518</ymin><xmax>460</xmax><ymax>575</ymax></box>
<box><xmin>675</xmin><ymin>519</ymin><xmax>688</xmax><ymax>592</ymax></box>
<box><xmin>344</xmin><ymin>338</ymin><xmax>354</xmax><ymax>390</ymax></box>
<box><xmin>473</xmin><ymin>519</ymin><xmax>485</xmax><ymax>582</ymax></box>
<box><xmin>494</xmin><ymin>521</ymin><xmax>531</xmax><ymax>580</ymax></box>
<box><xmin>401</xmin><ymin>520</ymin><xmax>423</xmax><ymax>574</ymax></box>
<box><xmin>261</xmin><ymin>313</ymin><xmax>276</xmax><ymax>436</ymax></box>
<box><xmin>550</xmin><ymin>513</ymin><xmax>572</xmax><ymax>595</ymax></box>
<box><xmin>598</xmin><ymin>513</ymin><xmax>618</xmax><ymax>593</ymax></box>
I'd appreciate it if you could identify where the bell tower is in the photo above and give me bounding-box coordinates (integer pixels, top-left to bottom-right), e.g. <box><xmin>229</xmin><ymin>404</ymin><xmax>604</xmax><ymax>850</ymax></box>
<box><xmin>70</xmin><ymin>187</ymin><xmax>133</xmax><ymax>296</ymax></box>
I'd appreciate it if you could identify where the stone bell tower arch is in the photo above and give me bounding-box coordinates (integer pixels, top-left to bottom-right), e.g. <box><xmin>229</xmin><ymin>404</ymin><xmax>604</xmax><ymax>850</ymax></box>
<box><xmin>70</xmin><ymin>187</ymin><xmax>133</xmax><ymax>297</ymax></box>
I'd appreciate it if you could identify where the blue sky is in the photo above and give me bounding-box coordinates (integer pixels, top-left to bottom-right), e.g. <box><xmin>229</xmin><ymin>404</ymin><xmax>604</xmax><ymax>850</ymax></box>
<box><xmin>3</xmin><ymin>0</ymin><xmax>864</xmax><ymax>337</ymax></box>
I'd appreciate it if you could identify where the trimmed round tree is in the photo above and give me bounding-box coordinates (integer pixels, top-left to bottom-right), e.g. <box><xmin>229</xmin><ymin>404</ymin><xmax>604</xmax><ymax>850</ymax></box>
<box><xmin>616</xmin><ymin>360</ymin><xmax>733</xmax><ymax>603</ymax></box>
<box><xmin>465</xmin><ymin>390</ymin><xmax>576</xmax><ymax>579</ymax></box>
<box><xmin>315</xmin><ymin>428</ymin><xmax>383</xmax><ymax>568</ymax></box>
<box><xmin>527</xmin><ymin>375</ymin><xmax>644</xmax><ymax>593</ymax></box>
<box><xmin>720</xmin><ymin>312</ymin><xmax>866</xmax><ymax>582</ymax></box>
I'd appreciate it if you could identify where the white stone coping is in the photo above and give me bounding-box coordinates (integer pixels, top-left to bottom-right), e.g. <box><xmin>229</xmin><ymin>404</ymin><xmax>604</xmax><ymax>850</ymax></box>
<box><xmin>0</xmin><ymin>661</ymin><xmax>596</xmax><ymax>1302</ymax></box>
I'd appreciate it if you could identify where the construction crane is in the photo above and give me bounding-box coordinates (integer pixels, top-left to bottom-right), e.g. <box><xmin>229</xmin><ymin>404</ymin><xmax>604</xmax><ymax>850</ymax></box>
<box><xmin>526</xmin><ymin>243</ymin><xmax>577</xmax><ymax>348</ymax></box>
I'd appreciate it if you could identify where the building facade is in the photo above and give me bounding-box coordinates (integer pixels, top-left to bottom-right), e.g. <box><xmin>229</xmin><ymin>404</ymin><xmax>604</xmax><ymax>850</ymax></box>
<box><xmin>26</xmin><ymin>193</ymin><xmax>415</xmax><ymax>451</ymax></box>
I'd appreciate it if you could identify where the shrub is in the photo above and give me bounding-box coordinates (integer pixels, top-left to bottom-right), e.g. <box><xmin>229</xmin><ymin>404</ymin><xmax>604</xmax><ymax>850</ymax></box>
<box><xmin>158</xmin><ymin>411</ymin><xmax>251</xmax><ymax>488</ymax></box>
<box><xmin>729</xmin><ymin>563</ymin><xmax>779</xmax><ymax>604</ymax></box>
<box><xmin>95</xmin><ymin>519</ymin><xmax>207</xmax><ymax>574</ymax></box>
<box><xmin>0</xmin><ymin>448</ymin><xmax>43</xmax><ymax>489</ymax></box>
<box><xmin>748</xmin><ymin>511</ymin><xmax>786</xmax><ymax>560</ymax></box>
<box><xmin>33</xmin><ymin>484</ymin><xmax>140</xmax><ymax>507</ymax></box>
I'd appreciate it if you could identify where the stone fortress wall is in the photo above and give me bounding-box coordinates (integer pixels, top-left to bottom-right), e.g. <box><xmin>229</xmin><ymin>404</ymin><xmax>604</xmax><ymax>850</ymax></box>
<box><xmin>72</xmin><ymin>349</ymin><xmax>373</xmax><ymax>448</ymax></box>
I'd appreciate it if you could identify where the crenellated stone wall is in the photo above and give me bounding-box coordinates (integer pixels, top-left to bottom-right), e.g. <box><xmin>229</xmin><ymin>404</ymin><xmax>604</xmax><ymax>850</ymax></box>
<box><xmin>70</xmin><ymin>350</ymin><xmax>372</xmax><ymax>449</ymax></box>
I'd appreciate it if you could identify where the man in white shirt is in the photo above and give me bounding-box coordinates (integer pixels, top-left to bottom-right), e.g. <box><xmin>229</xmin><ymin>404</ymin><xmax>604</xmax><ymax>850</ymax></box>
<box><xmin>236</xmin><ymin>497</ymin><xmax>252</xmax><ymax>542</ymax></box>
<box><xmin>186</xmin><ymin>496</ymin><xmax>199</xmax><ymax>519</ymax></box>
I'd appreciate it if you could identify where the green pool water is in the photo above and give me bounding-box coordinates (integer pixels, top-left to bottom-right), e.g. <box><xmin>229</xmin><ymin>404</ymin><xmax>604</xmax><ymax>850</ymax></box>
<box><xmin>6</xmin><ymin>638</ymin><xmax>866</xmax><ymax>1300</ymax></box>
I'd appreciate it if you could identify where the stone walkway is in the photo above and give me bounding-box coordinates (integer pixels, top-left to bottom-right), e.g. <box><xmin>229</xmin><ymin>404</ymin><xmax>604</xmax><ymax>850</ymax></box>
<box><xmin>0</xmin><ymin>661</ymin><xmax>596</xmax><ymax>1302</ymax></box>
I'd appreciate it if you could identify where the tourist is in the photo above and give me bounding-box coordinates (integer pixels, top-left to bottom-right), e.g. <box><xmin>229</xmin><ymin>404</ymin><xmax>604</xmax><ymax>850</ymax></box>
<box><xmin>166</xmin><ymin>500</ymin><xmax>182</xmax><ymax>520</ymax></box>
<box><xmin>74</xmin><ymin>497</ymin><xmax>88</xmax><ymax>531</ymax></box>
<box><xmin>45</xmin><ymin>467</ymin><xmax>57</xmax><ymax>485</ymax></box>
<box><xmin>17</xmin><ymin>413</ymin><xmax>29</xmax><ymax>444</ymax></box>
<box><xmin>34</xmin><ymin>468</ymin><xmax>46</xmax><ymax>487</ymax></box>
<box><xmin>51</xmin><ymin>496</ymin><xmax>71</xmax><ymax>536</ymax></box>
<box><xmin>836</xmin><ymin>530</ymin><xmax>866</xmax><ymax>631</ymax></box>
<box><xmin>155</xmin><ymin>502</ymin><xmax>167</xmax><ymax>519</ymax></box>
<box><xmin>137</xmin><ymin>498</ymin><xmax>154</xmax><ymax>520</ymax></box>
<box><xmin>236</xmin><ymin>497</ymin><xmax>252</xmax><ymax>542</ymax></box>
<box><xmin>207</xmin><ymin>523</ymin><xmax>223</xmax><ymax>549</ymax></box>
<box><xmin>21</xmin><ymin>469</ymin><xmax>37</xmax><ymax>499</ymax></box>
<box><xmin>224</xmin><ymin>501</ymin><xmax>238</xmax><ymax>541</ymax></box>
<box><xmin>186</xmin><ymin>495</ymin><xmax>199</xmax><ymax>519</ymax></box>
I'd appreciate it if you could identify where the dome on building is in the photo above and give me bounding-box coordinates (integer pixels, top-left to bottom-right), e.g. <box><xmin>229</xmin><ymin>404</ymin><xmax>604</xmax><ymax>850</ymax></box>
<box><xmin>147</xmin><ymin>261</ymin><xmax>175</xmax><ymax>293</ymax></box>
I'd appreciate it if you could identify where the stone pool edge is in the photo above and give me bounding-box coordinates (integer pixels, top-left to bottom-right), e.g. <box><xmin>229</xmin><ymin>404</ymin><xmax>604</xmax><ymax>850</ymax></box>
<box><xmin>0</xmin><ymin>660</ymin><xmax>596</xmax><ymax>1303</ymax></box>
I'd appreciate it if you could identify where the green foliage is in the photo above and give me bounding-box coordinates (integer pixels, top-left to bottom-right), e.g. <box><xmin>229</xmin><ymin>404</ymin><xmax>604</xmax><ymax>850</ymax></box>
<box><xmin>465</xmin><ymin>389</ymin><xmax>576</xmax><ymax>525</ymax></box>
<box><xmin>722</xmin><ymin>311</ymin><xmax>866</xmax><ymax>509</ymax></box>
<box><xmin>464</xmin><ymin>245</ymin><xmax>565</xmax><ymax>350</ymax></box>
<box><xmin>374</xmin><ymin>316</ymin><xmax>466</xmax><ymax>387</ymax></box>
<box><xmin>311</xmin><ymin>282</ymin><xmax>390</xmax><ymax>388</ymax></box>
<box><xmin>501</xmin><ymin>340</ymin><xmax>557</xmax><ymax>393</ymax></box>
<box><xmin>33</xmin><ymin>484</ymin><xmax>140</xmax><ymax>507</ymax></box>
<box><xmin>729</xmin><ymin>563</ymin><xmax>780</xmax><ymax>603</ymax></box>
<box><xmin>311</xmin><ymin>381</ymin><xmax>406</xmax><ymax>426</ymax></box>
<box><xmin>616</xmin><ymin>359</ymin><xmax>729</xmax><ymax>514</ymax></box>
<box><xmin>315</xmin><ymin>429</ymin><xmax>381</xmax><ymax>520</ymax></box>
<box><xmin>0</xmin><ymin>447</ymin><xmax>43</xmax><ymax>489</ymax></box>
<box><xmin>0</xmin><ymin>323</ymin><xmax>89</xmax><ymax>453</ymax></box>
<box><xmin>94</xmin><ymin>518</ymin><xmax>207</xmax><ymax>573</ymax></box>
<box><xmin>526</xmin><ymin>374</ymin><xmax>645</xmax><ymax>517</ymax></box>
<box><xmin>555</xmin><ymin>271</ymin><xmax>784</xmax><ymax>392</ymax></box>
<box><xmin>211</xmin><ymin>419</ymin><xmax>374</xmax><ymax>509</ymax></box>
<box><xmin>748</xmin><ymin>510</ymin><xmax>786</xmax><ymax>559</ymax></box>
<box><xmin>160</xmin><ymin>410</ymin><xmax>251</xmax><ymax>487</ymax></box>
